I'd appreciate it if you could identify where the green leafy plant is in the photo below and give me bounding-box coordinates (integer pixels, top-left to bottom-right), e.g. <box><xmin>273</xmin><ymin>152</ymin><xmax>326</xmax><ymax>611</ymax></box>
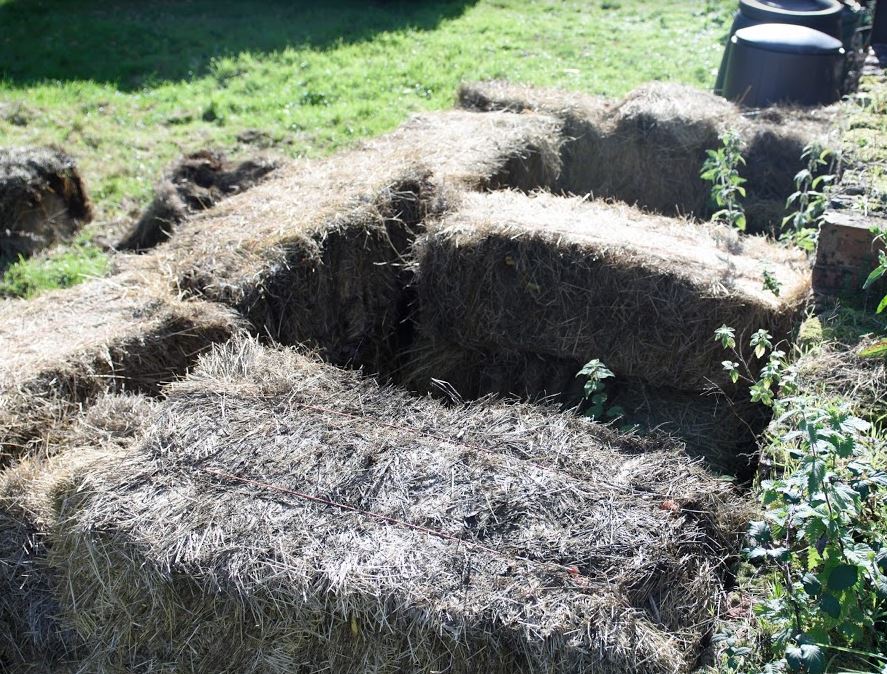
<box><xmin>576</xmin><ymin>358</ymin><xmax>623</xmax><ymax>422</ymax></box>
<box><xmin>782</xmin><ymin>144</ymin><xmax>835</xmax><ymax>252</ymax></box>
<box><xmin>702</xmin><ymin>129</ymin><xmax>747</xmax><ymax>231</ymax></box>
<box><xmin>862</xmin><ymin>225</ymin><xmax>887</xmax><ymax>315</ymax></box>
<box><xmin>714</xmin><ymin>326</ymin><xmax>887</xmax><ymax>674</ymax></box>
<box><xmin>763</xmin><ymin>268</ymin><xmax>783</xmax><ymax>297</ymax></box>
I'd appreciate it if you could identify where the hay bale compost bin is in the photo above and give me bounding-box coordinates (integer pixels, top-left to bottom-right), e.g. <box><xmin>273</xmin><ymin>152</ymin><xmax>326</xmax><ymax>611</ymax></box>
<box><xmin>0</xmin><ymin>394</ymin><xmax>154</xmax><ymax>668</ymax></box>
<box><xmin>49</xmin><ymin>340</ymin><xmax>746</xmax><ymax>674</ymax></box>
<box><xmin>0</xmin><ymin>147</ymin><xmax>93</xmax><ymax>262</ymax></box>
<box><xmin>144</xmin><ymin>110</ymin><xmax>562</xmax><ymax>372</ymax></box>
<box><xmin>0</xmin><ymin>271</ymin><xmax>242</xmax><ymax>463</ymax></box>
<box><xmin>458</xmin><ymin>81</ymin><xmax>835</xmax><ymax>234</ymax></box>
<box><xmin>118</xmin><ymin>149</ymin><xmax>279</xmax><ymax>252</ymax></box>
<box><xmin>408</xmin><ymin>191</ymin><xmax>810</xmax><ymax>471</ymax></box>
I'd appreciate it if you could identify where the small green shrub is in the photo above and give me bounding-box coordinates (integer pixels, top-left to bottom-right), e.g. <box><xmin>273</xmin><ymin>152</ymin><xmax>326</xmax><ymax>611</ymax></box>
<box><xmin>713</xmin><ymin>325</ymin><xmax>887</xmax><ymax>674</ymax></box>
<box><xmin>701</xmin><ymin>129</ymin><xmax>747</xmax><ymax>231</ymax></box>
<box><xmin>781</xmin><ymin>144</ymin><xmax>835</xmax><ymax>253</ymax></box>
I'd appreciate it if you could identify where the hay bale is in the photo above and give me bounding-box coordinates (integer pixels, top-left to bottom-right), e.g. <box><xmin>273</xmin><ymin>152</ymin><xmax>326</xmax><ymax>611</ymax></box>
<box><xmin>0</xmin><ymin>147</ymin><xmax>93</xmax><ymax>262</ymax></box>
<box><xmin>117</xmin><ymin>150</ymin><xmax>279</xmax><ymax>252</ymax></box>
<box><xmin>144</xmin><ymin>110</ymin><xmax>562</xmax><ymax>371</ymax></box>
<box><xmin>413</xmin><ymin>190</ymin><xmax>810</xmax><ymax>393</ymax></box>
<box><xmin>0</xmin><ymin>270</ymin><xmax>243</xmax><ymax>462</ymax></box>
<box><xmin>50</xmin><ymin>339</ymin><xmax>746</xmax><ymax>674</ymax></box>
<box><xmin>458</xmin><ymin>81</ymin><xmax>835</xmax><ymax>232</ymax></box>
<box><xmin>0</xmin><ymin>394</ymin><xmax>155</xmax><ymax>670</ymax></box>
<box><xmin>457</xmin><ymin>80</ymin><xmax>615</xmax><ymax>199</ymax></box>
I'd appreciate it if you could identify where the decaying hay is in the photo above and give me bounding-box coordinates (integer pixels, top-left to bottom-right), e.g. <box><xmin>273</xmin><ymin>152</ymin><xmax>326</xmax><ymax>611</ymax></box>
<box><xmin>117</xmin><ymin>149</ymin><xmax>279</xmax><ymax>252</ymax></box>
<box><xmin>412</xmin><ymin>190</ymin><xmax>810</xmax><ymax>393</ymax></box>
<box><xmin>142</xmin><ymin>110</ymin><xmax>562</xmax><ymax>370</ymax></box>
<box><xmin>0</xmin><ymin>147</ymin><xmax>93</xmax><ymax>261</ymax></box>
<box><xmin>458</xmin><ymin>81</ymin><xmax>835</xmax><ymax>232</ymax></box>
<box><xmin>47</xmin><ymin>339</ymin><xmax>747</xmax><ymax>674</ymax></box>
<box><xmin>0</xmin><ymin>271</ymin><xmax>242</xmax><ymax>462</ymax></box>
<box><xmin>400</xmin><ymin>336</ymin><xmax>767</xmax><ymax>475</ymax></box>
<box><xmin>0</xmin><ymin>394</ymin><xmax>155</xmax><ymax>670</ymax></box>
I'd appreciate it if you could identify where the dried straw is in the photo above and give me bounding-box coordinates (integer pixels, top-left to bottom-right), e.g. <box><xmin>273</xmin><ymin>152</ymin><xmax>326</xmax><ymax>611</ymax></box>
<box><xmin>458</xmin><ymin>81</ymin><xmax>836</xmax><ymax>233</ymax></box>
<box><xmin>137</xmin><ymin>110</ymin><xmax>562</xmax><ymax>371</ymax></box>
<box><xmin>117</xmin><ymin>150</ymin><xmax>279</xmax><ymax>252</ymax></box>
<box><xmin>0</xmin><ymin>147</ymin><xmax>92</xmax><ymax>262</ymax></box>
<box><xmin>0</xmin><ymin>270</ymin><xmax>242</xmax><ymax>463</ymax></box>
<box><xmin>49</xmin><ymin>339</ymin><xmax>748</xmax><ymax>674</ymax></box>
<box><xmin>412</xmin><ymin>190</ymin><xmax>810</xmax><ymax>393</ymax></box>
<box><xmin>0</xmin><ymin>394</ymin><xmax>155</xmax><ymax>670</ymax></box>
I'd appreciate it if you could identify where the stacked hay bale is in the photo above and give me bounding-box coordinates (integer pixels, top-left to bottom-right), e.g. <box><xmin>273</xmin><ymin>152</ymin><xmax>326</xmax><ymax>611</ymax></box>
<box><xmin>117</xmin><ymin>150</ymin><xmax>279</xmax><ymax>252</ymax></box>
<box><xmin>458</xmin><ymin>81</ymin><xmax>835</xmax><ymax>233</ymax></box>
<box><xmin>47</xmin><ymin>339</ymin><xmax>746</xmax><ymax>673</ymax></box>
<box><xmin>0</xmin><ymin>395</ymin><xmax>154</xmax><ymax>670</ymax></box>
<box><xmin>0</xmin><ymin>270</ymin><xmax>242</xmax><ymax>463</ymax></box>
<box><xmin>142</xmin><ymin>110</ymin><xmax>562</xmax><ymax>371</ymax></box>
<box><xmin>407</xmin><ymin>191</ymin><xmax>810</xmax><ymax>472</ymax></box>
<box><xmin>0</xmin><ymin>147</ymin><xmax>93</xmax><ymax>262</ymax></box>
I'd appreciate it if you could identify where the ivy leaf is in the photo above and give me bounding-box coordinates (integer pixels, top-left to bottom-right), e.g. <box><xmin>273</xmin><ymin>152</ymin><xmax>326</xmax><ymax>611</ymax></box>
<box><xmin>827</xmin><ymin>564</ymin><xmax>858</xmax><ymax>592</ymax></box>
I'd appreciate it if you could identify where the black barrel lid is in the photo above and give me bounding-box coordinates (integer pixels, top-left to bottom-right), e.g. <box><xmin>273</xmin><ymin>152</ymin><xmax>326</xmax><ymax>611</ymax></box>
<box><xmin>733</xmin><ymin>23</ymin><xmax>844</xmax><ymax>54</ymax></box>
<box><xmin>740</xmin><ymin>0</ymin><xmax>843</xmax><ymax>19</ymax></box>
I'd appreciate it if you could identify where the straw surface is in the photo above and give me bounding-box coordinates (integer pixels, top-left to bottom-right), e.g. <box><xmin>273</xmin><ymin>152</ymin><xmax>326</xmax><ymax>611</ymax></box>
<box><xmin>50</xmin><ymin>339</ymin><xmax>747</xmax><ymax>674</ymax></box>
<box><xmin>0</xmin><ymin>147</ymin><xmax>92</xmax><ymax>261</ymax></box>
<box><xmin>413</xmin><ymin>190</ymin><xmax>810</xmax><ymax>393</ymax></box>
<box><xmin>138</xmin><ymin>110</ymin><xmax>562</xmax><ymax>371</ymax></box>
<box><xmin>0</xmin><ymin>270</ymin><xmax>242</xmax><ymax>462</ymax></box>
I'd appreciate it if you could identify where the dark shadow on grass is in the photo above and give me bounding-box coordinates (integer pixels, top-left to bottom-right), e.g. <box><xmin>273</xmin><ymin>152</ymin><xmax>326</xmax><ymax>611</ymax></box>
<box><xmin>0</xmin><ymin>0</ymin><xmax>477</xmax><ymax>90</ymax></box>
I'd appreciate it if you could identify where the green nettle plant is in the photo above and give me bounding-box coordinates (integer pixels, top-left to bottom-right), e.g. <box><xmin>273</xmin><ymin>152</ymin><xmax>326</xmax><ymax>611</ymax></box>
<box><xmin>863</xmin><ymin>224</ymin><xmax>887</xmax><ymax>315</ymax></box>
<box><xmin>714</xmin><ymin>325</ymin><xmax>887</xmax><ymax>674</ymax></box>
<box><xmin>782</xmin><ymin>144</ymin><xmax>835</xmax><ymax>253</ymax></box>
<box><xmin>699</xmin><ymin>130</ymin><xmax>746</xmax><ymax>232</ymax></box>
<box><xmin>576</xmin><ymin>358</ymin><xmax>623</xmax><ymax>422</ymax></box>
<box><xmin>702</xmin><ymin>130</ymin><xmax>748</xmax><ymax>232</ymax></box>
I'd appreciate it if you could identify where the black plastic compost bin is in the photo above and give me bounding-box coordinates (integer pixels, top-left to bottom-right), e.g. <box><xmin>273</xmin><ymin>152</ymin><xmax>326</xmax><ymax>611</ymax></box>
<box><xmin>722</xmin><ymin>23</ymin><xmax>845</xmax><ymax>107</ymax></box>
<box><xmin>715</xmin><ymin>0</ymin><xmax>844</xmax><ymax>94</ymax></box>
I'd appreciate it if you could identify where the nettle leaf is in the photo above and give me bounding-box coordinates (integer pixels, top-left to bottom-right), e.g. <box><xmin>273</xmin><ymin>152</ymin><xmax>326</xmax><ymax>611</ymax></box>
<box><xmin>802</xmin><ymin>572</ymin><xmax>822</xmax><ymax>597</ymax></box>
<box><xmin>818</xmin><ymin>592</ymin><xmax>842</xmax><ymax>619</ymax></box>
<box><xmin>785</xmin><ymin>643</ymin><xmax>825</xmax><ymax>674</ymax></box>
<box><xmin>748</xmin><ymin>520</ymin><xmax>772</xmax><ymax>542</ymax></box>
<box><xmin>827</xmin><ymin>564</ymin><xmax>858</xmax><ymax>591</ymax></box>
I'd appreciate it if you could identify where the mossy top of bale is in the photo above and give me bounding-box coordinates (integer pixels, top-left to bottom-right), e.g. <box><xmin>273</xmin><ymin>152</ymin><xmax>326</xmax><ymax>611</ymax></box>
<box><xmin>414</xmin><ymin>190</ymin><xmax>810</xmax><ymax>391</ymax></box>
<box><xmin>54</xmin><ymin>338</ymin><xmax>747</xmax><ymax>674</ymax></box>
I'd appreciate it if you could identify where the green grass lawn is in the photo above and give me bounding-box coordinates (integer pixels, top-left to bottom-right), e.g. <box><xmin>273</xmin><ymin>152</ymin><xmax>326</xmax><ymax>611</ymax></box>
<box><xmin>0</xmin><ymin>0</ymin><xmax>734</xmax><ymax>297</ymax></box>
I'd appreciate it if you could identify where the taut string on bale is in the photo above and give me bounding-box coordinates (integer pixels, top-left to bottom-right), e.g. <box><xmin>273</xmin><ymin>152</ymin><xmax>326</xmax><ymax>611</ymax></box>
<box><xmin>46</xmin><ymin>339</ymin><xmax>748</xmax><ymax>674</ymax></box>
